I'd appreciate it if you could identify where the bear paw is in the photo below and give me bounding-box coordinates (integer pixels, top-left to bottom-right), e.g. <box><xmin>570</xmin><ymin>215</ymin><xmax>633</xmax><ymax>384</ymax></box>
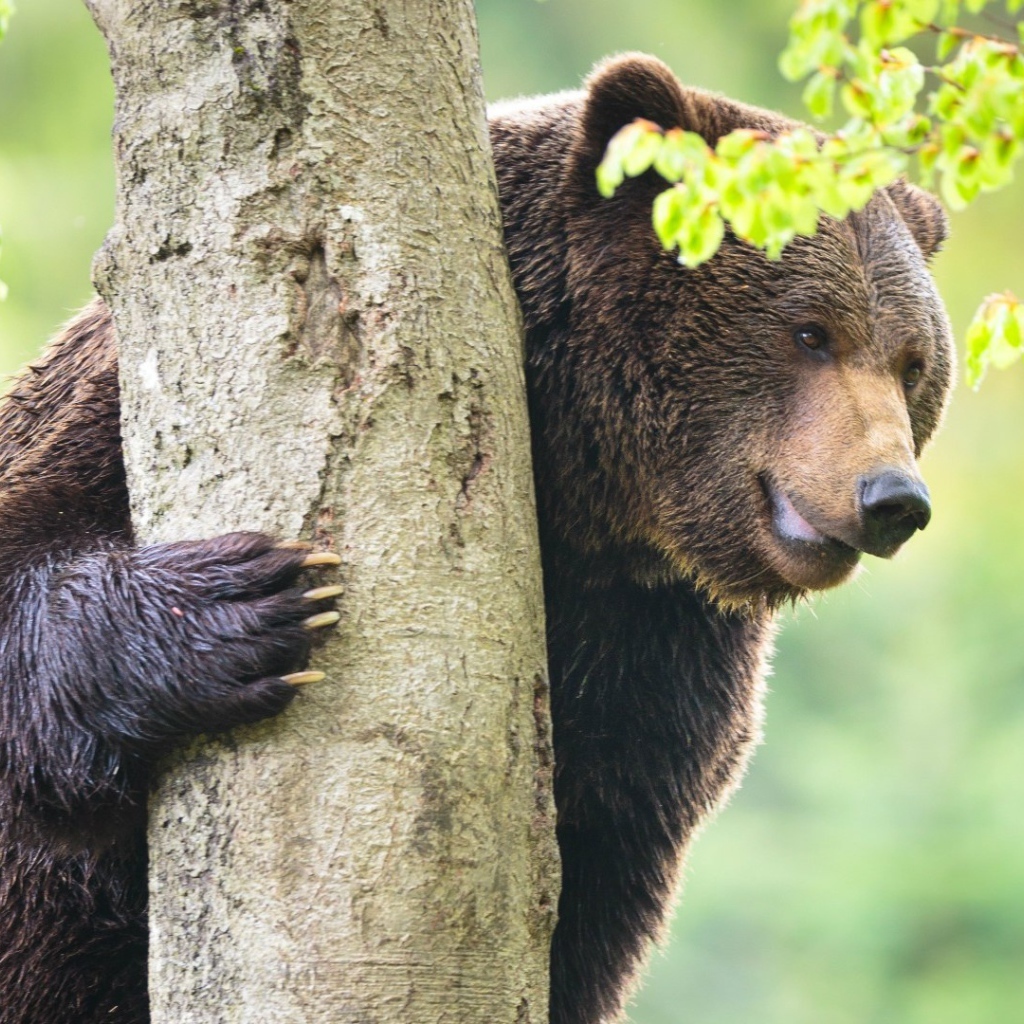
<box><xmin>77</xmin><ymin>531</ymin><xmax>344</xmax><ymax>742</ymax></box>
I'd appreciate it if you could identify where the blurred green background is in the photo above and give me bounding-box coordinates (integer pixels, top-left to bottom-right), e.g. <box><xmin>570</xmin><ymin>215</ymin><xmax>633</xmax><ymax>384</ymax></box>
<box><xmin>2</xmin><ymin>1</ymin><xmax>1024</xmax><ymax>1022</ymax></box>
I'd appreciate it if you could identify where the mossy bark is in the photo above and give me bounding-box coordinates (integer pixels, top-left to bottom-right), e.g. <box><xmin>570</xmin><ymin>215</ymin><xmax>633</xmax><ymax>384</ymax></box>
<box><xmin>84</xmin><ymin>1</ymin><xmax>557</xmax><ymax>1020</ymax></box>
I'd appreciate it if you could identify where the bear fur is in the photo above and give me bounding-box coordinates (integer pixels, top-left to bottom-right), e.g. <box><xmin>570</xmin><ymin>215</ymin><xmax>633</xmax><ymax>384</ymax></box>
<box><xmin>0</xmin><ymin>54</ymin><xmax>952</xmax><ymax>1024</ymax></box>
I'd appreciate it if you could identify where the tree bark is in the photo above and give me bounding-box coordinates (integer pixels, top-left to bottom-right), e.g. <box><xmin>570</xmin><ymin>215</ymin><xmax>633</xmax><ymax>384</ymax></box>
<box><xmin>84</xmin><ymin>1</ymin><xmax>557</xmax><ymax>1021</ymax></box>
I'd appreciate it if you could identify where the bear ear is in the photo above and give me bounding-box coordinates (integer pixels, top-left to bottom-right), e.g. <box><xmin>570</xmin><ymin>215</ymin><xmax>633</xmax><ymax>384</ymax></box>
<box><xmin>569</xmin><ymin>53</ymin><xmax>781</xmax><ymax>203</ymax></box>
<box><xmin>579</xmin><ymin>53</ymin><xmax>688</xmax><ymax>153</ymax></box>
<box><xmin>570</xmin><ymin>53</ymin><xmax>689</xmax><ymax>201</ymax></box>
<box><xmin>885</xmin><ymin>179</ymin><xmax>948</xmax><ymax>261</ymax></box>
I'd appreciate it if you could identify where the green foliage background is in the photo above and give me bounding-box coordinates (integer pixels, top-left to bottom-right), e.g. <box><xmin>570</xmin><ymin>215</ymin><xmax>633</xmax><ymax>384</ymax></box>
<box><xmin>2</xmin><ymin>1</ymin><xmax>1024</xmax><ymax>1021</ymax></box>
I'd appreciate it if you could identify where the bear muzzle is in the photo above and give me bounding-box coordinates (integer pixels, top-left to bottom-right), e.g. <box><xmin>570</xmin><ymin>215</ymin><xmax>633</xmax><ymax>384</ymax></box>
<box><xmin>857</xmin><ymin>468</ymin><xmax>932</xmax><ymax>558</ymax></box>
<box><xmin>760</xmin><ymin>465</ymin><xmax>932</xmax><ymax>593</ymax></box>
<box><xmin>760</xmin><ymin>476</ymin><xmax>861</xmax><ymax>591</ymax></box>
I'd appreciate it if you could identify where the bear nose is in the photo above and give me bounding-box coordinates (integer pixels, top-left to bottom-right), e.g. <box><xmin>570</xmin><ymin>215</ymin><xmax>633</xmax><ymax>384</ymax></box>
<box><xmin>858</xmin><ymin>469</ymin><xmax>932</xmax><ymax>556</ymax></box>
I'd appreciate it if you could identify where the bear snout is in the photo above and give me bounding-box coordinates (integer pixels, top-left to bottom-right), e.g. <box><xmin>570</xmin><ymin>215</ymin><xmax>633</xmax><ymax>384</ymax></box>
<box><xmin>857</xmin><ymin>469</ymin><xmax>932</xmax><ymax>557</ymax></box>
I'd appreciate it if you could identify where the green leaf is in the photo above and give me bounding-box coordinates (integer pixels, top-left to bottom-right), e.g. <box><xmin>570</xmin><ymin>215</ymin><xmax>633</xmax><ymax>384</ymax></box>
<box><xmin>939</xmin><ymin>143</ymin><xmax>984</xmax><ymax>209</ymax></box>
<box><xmin>861</xmin><ymin>1</ymin><xmax>890</xmax><ymax>47</ymax></box>
<box><xmin>966</xmin><ymin>315</ymin><xmax>991</xmax><ymax>385</ymax></box>
<box><xmin>1003</xmin><ymin>301</ymin><xmax>1024</xmax><ymax>352</ymax></box>
<box><xmin>597</xmin><ymin>120</ymin><xmax>664</xmax><ymax>197</ymax></box>
<box><xmin>724</xmin><ymin>189</ymin><xmax>759</xmax><ymax>244</ymax></box>
<box><xmin>939</xmin><ymin>169</ymin><xmax>971</xmax><ymax>209</ymax></box>
<box><xmin>874</xmin><ymin>48</ymin><xmax>926</xmax><ymax>125</ymax></box>
<box><xmin>679</xmin><ymin>206</ymin><xmax>726</xmax><ymax>268</ymax></box>
<box><xmin>786</xmin><ymin>127</ymin><xmax>824</xmax><ymax>160</ymax></box>
<box><xmin>938</xmin><ymin>0</ymin><xmax>960</xmax><ymax>24</ymax></box>
<box><xmin>652</xmin><ymin>187</ymin><xmax>686</xmax><ymax>248</ymax></box>
<box><xmin>861</xmin><ymin>0</ymin><xmax>920</xmax><ymax>46</ymax></box>
<box><xmin>977</xmin><ymin>131</ymin><xmax>1019</xmax><ymax>189</ymax></box>
<box><xmin>789</xmin><ymin>190</ymin><xmax>822</xmax><ymax>235</ymax></box>
<box><xmin>883</xmin><ymin>113</ymin><xmax>933</xmax><ymax>148</ymax></box>
<box><xmin>716</xmin><ymin>129</ymin><xmax>765</xmax><ymax>161</ymax></box>
<box><xmin>905</xmin><ymin>0</ymin><xmax>940</xmax><ymax>20</ymax></box>
<box><xmin>653</xmin><ymin>129</ymin><xmax>711</xmax><ymax>183</ymax></box>
<box><xmin>596</xmin><ymin>159</ymin><xmax>624</xmax><ymax>200</ymax></box>
<box><xmin>964</xmin><ymin>304</ymin><xmax>992</xmax><ymax>388</ymax></box>
<box><xmin>931</xmin><ymin>81</ymin><xmax>962</xmax><ymax>121</ymax></box>
<box><xmin>843</xmin><ymin>148</ymin><xmax>906</xmax><ymax>192</ymax></box>
<box><xmin>803</xmin><ymin>69</ymin><xmax>837</xmax><ymax>119</ymax></box>
<box><xmin>780</xmin><ymin>0</ymin><xmax>857</xmax><ymax>81</ymax></box>
<box><xmin>987</xmin><ymin>306</ymin><xmax>1024</xmax><ymax>368</ymax></box>
<box><xmin>937</xmin><ymin>31</ymin><xmax>958</xmax><ymax>61</ymax></box>
<box><xmin>622</xmin><ymin>127</ymin><xmax>664</xmax><ymax>178</ymax></box>
<box><xmin>779</xmin><ymin>35</ymin><xmax>814</xmax><ymax>82</ymax></box>
<box><xmin>917</xmin><ymin>140</ymin><xmax>940</xmax><ymax>180</ymax></box>
<box><xmin>841</xmin><ymin>80</ymin><xmax>875</xmax><ymax>118</ymax></box>
<box><xmin>965</xmin><ymin>292</ymin><xmax>1024</xmax><ymax>386</ymax></box>
<box><xmin>1013</xmin><ymin>302</ymin><xmax>1024</xmax><ymax>350</ymax></box>
<box><xmin>653</xmin><ymin>129</ymin><xmax>687</xmax><ymax>183</ymax></box>
<box><xmin>811</xmin><ymin>173</ymin><xmax>856</xmax><ymax>219</ymax></box>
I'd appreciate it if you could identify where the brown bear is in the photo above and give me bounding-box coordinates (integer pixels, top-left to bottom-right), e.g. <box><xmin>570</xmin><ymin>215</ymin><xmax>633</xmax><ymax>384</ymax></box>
<box><xmin>0</xmin><ymin>53</ymin><xmax>951</xmax><ymax>1024</ymax></box>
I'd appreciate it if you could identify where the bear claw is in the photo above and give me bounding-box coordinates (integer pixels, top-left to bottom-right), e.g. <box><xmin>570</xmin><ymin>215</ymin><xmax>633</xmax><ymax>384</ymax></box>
<box><xmin>303</xmin><ymin>584</ymin><xmax>345</xmax><ymax>602</ymax></box>
<box><xmin>301</xmin><ymin>552</ymin><xmax>342</xmax><ymax>568</ymax></box>
<box><xmin>303</xmin><ymin>610</ymin><xmax>341</xmax><ymax>630</ymax></box>
<box><xmin>282</xmin><ymin>670</ymin><xmax>327</xmax><ymax>686</ymax></box>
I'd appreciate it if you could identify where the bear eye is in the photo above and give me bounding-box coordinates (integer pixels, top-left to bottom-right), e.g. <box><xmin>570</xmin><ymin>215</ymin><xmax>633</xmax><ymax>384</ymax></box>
<box><xmin>793</xmin><ymin>325</ymin><xmax>828</xmax><ymax>353</ymax></box>
<box><xmin>903</xmin><ymin>361</ymin><xmax>924</xmax><ymax>389</ymax></box>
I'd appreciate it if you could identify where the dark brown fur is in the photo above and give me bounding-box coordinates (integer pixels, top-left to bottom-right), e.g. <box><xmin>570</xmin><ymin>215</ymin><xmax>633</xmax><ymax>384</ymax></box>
<box><xmin>0</xmin><ymin>309</ymin><xmax>337</xmax><ymax>1021</ymax></box>
<box><xmin>0</xmin><ymin>54</ymin><xmax>952</xmax><ymax>1024</ymax></box>
<box><xmin>491</xmin><ymin>54</ymin><xmax>952</xmax><ymax>1022</ymax></box>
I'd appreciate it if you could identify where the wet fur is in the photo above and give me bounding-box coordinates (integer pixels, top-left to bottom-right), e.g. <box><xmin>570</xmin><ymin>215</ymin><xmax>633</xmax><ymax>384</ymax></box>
<box><xmin>0</xmin><ymin>55</ymin><xmax>952</xmax><ymax>1024</ymax></box>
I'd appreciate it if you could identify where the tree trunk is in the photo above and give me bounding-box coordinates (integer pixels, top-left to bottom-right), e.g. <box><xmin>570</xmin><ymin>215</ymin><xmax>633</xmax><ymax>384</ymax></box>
<box><xmin>84</xmin><ymin>1</ymin><xmax>557</xmax><ymax>1021</ymax></box>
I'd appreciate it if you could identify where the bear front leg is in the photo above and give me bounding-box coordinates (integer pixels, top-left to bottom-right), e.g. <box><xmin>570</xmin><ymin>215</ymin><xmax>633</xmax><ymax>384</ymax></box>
<box><xmin>543</xmin><ymin>577</ymin><xmax>769</xmax><ymax>1024</ymax></box>
<box><xmin>0</xmin><ymin>531</ymin><xmax>339</xmax><ymax>839</ymax></box>
<box><xmin>549</xmin><ymin>795</ymin><xmax>688</xmax><ymax>1024</ymax></box>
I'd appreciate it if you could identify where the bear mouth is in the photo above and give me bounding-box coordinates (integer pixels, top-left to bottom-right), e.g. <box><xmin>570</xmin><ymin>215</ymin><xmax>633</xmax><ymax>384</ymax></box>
<box><xmin>758</xmin><ymin>476</ymin><xmax>860</xmax><ymax>591</ymax></box>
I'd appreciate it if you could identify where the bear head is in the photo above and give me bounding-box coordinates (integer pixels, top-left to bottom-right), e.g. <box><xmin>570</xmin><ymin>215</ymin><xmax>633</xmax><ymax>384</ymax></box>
<box><xmin>490</xmin><ymin>53</ymin><xmax>954</xmax><ymax>610</ymax></box>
